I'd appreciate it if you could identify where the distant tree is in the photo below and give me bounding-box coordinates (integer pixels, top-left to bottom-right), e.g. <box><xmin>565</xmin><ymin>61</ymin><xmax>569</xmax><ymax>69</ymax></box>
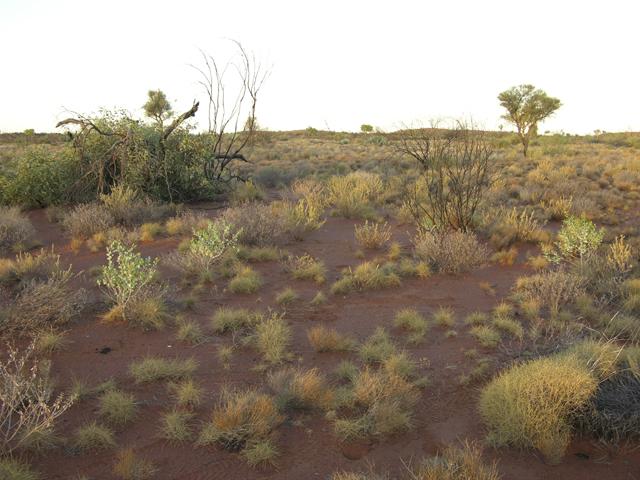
<box><xmin>23</xmin><ymin>128</ymin><xmax>35</xmax><ymax>136</ymax></box>
<box><xmin>498</xmin><ymin>85</ymin><xmax>561</xmax><ymax>157</ymax></box>
<box><xmin>143</xmin><ymin>90</ymin><xmax>173</xmax><ymax>127</ymax></box>
<box><xmin>360</xmin><ymin>124</ymin><xmax>373</xmax><ymax>134</ymax></box>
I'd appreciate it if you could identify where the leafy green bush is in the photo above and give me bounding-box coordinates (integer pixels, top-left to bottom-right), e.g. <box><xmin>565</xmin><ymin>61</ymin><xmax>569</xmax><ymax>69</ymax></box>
<box><xmin>544</xmin><ymin>216</ymin><xmax>604</xmax><ymax>264</ymax></box>
<box><xmin>97</xmin><ymin>241</ymin><xmax>159</xmax><ymax>318</ymax></box>
<box><xmin>1</xmin><ymin>145</ymin><xmax>82</xmax><ymax>207</ymax></box>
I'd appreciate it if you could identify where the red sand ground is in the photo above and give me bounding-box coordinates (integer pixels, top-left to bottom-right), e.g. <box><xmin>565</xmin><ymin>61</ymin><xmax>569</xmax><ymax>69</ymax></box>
<box><xmin>10</xmin><ymin>208</ymin><xmax>640</xmax><ymax>479</ymax></box>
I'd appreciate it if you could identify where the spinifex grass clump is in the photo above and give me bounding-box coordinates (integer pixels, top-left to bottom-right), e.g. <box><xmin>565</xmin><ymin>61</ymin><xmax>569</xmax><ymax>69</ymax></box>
<box><xmin>253</xmin><ymin>313</ymin><xmax>292</xmax><ymax>365</ymax></box>
<box><xmin>479</xmin><ymin>354</ymin><xmax>597</xmax><ymax>464</ymax></box>
<box><xmin>307</xmin><ymin>325</ymin><xmax>353</xmax><ymax>352</ymax></box>
<box><xmin>354</xmin><ymin>221</ymin><xmax>392</xmax><ymax>250</ymax></box>
<box><xmin>129</xmin><ymin>357</ymin><xmax>197</xmax><ymax>384</ymax></box>
<box><xmin>331</xmin><ymin>261</ymin><xmax>401</xmax><ymax>295</ymax></box>
<box><xmin>333</xmin><ymin>359</ymin><xmax>420</xmax><ymax>441</ymax></box>
<box><xmin>394</xmin><ymin>309</ymin><xmax>429</xmax><ymax>344</ymax></box>
<box><xmin>198</xmin><ymin>388</ymin><xmax>283</xmax><ymax>466</ymax></box>
<box><xmin>267</xmin><ymin>367</ymin><xmax>334</xmax><ymax>412</ymax></box>
<box><xmin>289</xmin><ymin>254</ymin><xmax>326</xmax><ymax>284</ymax></box>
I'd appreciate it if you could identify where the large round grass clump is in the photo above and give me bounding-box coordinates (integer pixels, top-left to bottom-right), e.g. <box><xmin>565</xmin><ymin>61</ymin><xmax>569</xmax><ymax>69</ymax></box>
<box><xmin>479</xmin><ymin>355</ymin><xmax>597</xmax><ymax>464</ymax></box>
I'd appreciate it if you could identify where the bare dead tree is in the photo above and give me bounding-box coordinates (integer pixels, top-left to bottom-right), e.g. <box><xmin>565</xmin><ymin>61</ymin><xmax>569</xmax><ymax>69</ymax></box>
<box><xmin>396</xmin><ymin>120</ymin><xmax>494</xmax><ymax>232</ymax></box>
<box><xmin>191</xmin><ymin>40</ymin><xmax>268</xmax><ymax>183</ymax></box>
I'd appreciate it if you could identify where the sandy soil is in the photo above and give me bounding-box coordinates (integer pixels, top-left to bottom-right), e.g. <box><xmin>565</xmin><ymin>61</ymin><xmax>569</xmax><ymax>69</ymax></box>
<box><xmin>7</xmin><ymin>208</ymin><xmax>640</xmax><ymax>480</ymax></box>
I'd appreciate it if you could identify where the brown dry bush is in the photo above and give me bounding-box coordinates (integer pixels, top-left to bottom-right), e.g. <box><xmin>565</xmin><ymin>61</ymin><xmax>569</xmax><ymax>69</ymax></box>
<box><xmin>333</xmin><ymin>364</ymin><xmax>420</xmax><ymax>441</ymax></box>
<box><xmin>354</xmin><ymin>221</ymin><xmax>392</xmax><ymax>250</ymax></box>
<box><xmin>414</xmin><ymin>230</ymin><xmax>488</xmax><ymax>274</ymax></box>
<box><xmin>0</xmin><ymin>342</ymin><xmax>75</xmax><ymax>456</ymax></box>
<box><xmin>221</xmin><ymin>202</ymin><xmax>286</xmax><ymax>246</ymax></box>
<box><xmin>198</xmin><ymin>387</ymin><xmax>283</xmax><ymax>453</ymax></box>
<box><xmin>61</xmin><ymin>202</ymin><xmax>116</xmax><ymax>239</ymax></box>
<box><xmin>408</xmin><ymin>441</ymin><xmax>500</xmax><ymax>480</ymax></box>
<box><xmin>513</xmin><ymin>270</ymin><xmax>585</xmax><ymax>315</ymax></box>
<box><xmin>0</xmin><ymin>206</ymin><xmax>36</xmax><ymax>255</ymax></box>
<box><xmin>267</xmin><ymin>367</ymin><xmax>334</xmax><ymax>411</ymax></box>
<box><xmin>3</xmin><ymin>268</ymin><xmax>87</xmax><ymax>338</ymax></box>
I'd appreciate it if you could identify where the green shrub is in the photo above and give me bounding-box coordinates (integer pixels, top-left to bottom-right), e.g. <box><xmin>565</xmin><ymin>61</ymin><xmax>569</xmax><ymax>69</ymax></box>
<box><xmin>98</xmin><ymin>241</ymin><xmax>160</xmax><ymax>319</ymax></box>
<box><xmin>544</xmin><ymin>215</ymin><xmax>605</xmax><ymax>264</ymax></box>
<box><xmin>2</xmin><ymin>146</ymin><xmax>81</xmax><ymax>207</ymax></box>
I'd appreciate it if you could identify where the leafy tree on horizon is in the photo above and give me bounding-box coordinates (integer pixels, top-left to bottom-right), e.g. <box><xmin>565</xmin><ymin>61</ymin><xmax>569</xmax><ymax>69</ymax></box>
<box><xmin>498</xmin><ymin>84</ymin><xmax>561</xmax><ymax>157</ymax></box>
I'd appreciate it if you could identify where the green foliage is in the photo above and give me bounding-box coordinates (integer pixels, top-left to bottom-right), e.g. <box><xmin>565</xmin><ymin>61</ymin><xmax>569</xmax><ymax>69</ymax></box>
<box><xmin>97</xmin><ymin>241</ymin><xmax>159</xmax><ymax>314</ymax></box>
<box><xmin>1</xmin><ymin>146</ymin><xmax>82</xmax><ymax>206</ymax></box>
<box><xmin>143</xmin><ymin>90</ymin><xmax>172</xmax><ymax>123</ymax></box>
<box><xmin>543</xmin><ymin>216</ymin><xmax>605</xmax><ymax>264</ymax></box>
<box><xmin>188</xmin><ymin>220</ymin><xmax>241</xmax><ymax>271</ymax></box>
<box><xmin>498</xmin><ymin>84</ymin><xmax>561</xmax><ymax>156</ymax></box>
<box><xmin>360</xmin><ymin>124</ymin><xmax>374</xmax><ymax>133</ymax></box>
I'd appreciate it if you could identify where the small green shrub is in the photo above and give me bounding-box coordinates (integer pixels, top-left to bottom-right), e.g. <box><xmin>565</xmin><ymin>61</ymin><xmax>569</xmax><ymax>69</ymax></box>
<box><xmin>543</xmin><ymin>215</ymin><xmax>605</xmax><ymax>264</ymax></box>
<box><xmin>98</xmin><ymin>241</ymin><xmax>160</xmax><ymax>319</ymax></box>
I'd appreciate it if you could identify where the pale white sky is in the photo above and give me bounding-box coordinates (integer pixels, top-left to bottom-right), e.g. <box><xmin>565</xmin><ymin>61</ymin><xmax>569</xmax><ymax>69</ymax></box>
<box><xmin>1</xmin><ymin>0</ymin><xmax>639</xmax><ymax>134</ymax></box>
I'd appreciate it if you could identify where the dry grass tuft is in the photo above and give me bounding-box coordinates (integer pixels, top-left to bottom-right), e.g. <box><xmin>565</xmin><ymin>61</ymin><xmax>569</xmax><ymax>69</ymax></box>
<box><xmin>113</xmin><ymin>447</ymin><xmax>157</xmax><ymax>480</ymax></box>
<box><xmin>354</xmin><ymin>221</ymin><xmax>392</xmax><ymax>250</ymax></box>
<box><xmin>129</xmin><ymin>357</ymin><xmax>197</xmax><ymax>384</ymax></box>
<box><xmin>307</xmin><ymin>325</ymin><xmax>353</xmax><ymax>352</ymax></box>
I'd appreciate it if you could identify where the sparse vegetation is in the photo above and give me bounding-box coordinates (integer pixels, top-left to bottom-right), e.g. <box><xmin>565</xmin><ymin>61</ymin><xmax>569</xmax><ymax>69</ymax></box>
<box><xmin>129</xmin><ymin>357</ymin><xmax>197</xmax><ymax>384</ymax></box>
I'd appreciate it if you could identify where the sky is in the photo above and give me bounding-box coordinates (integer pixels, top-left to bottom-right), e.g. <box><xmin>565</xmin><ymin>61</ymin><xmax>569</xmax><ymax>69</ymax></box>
<box><xmin>1</xmin><ymin>0</ymin><xmax>639</xmax><ymax>134</ymax></box>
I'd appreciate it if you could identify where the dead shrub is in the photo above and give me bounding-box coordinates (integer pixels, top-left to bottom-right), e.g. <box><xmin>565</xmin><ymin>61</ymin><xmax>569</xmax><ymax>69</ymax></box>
<box><xmin>0</xmin><ymin>342</ymin><xmax>75</xmax><ymax>456</ymax></box>
<box><xmin>0</xmin><ymin>206</ymin><xmax>36</xmax><ymax>254</ymax></box>
<box><xmin>221</xmin><ymin>202</ymin><xmax>286</xmax><ymax>246</ymax></box>
<box><xmin>414</xmin><ymin>230</ymin><xmax>487</xmax><ymax>274</ymax></box>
